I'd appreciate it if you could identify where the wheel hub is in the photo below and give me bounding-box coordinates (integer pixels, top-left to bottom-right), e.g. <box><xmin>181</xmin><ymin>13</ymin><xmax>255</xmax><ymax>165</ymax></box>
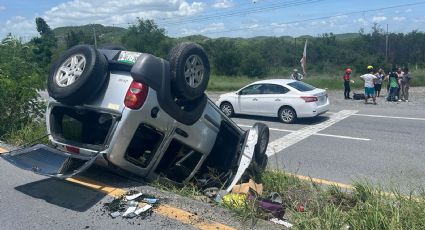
<box><xmin>55</xmin><ymin>54</ymin><xmax>86</xmax><ymax>87</ymax></box>
<box><xmin>184</xmin><ymin>54</ymin><xmax>204</xmax><ymax>88</ymax></box>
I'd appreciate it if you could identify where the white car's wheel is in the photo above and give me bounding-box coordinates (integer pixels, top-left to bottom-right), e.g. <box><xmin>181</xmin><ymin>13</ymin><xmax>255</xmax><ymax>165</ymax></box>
<box><xmin>220</xmin><ymin>102</ymin><xmax>234</xmax><ymax>117</ymax></box>
<box><xmin>279</xmin><ymin>107</ymin><xmax>297</xmax><ymax>123</ymax></box>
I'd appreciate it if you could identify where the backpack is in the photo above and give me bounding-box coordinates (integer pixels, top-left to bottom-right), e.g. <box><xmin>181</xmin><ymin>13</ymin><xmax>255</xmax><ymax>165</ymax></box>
<box><xmin>353</xmin><ymin>92</ymin><xmax>365</xmax><ymax>100</ymax></box>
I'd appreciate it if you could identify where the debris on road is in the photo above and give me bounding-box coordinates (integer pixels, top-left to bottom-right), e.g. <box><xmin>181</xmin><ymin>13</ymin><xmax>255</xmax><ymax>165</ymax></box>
<box><xmin>231</xmin><ymin>179</ymin><xmax>263</xmax><ymax>195</ymax></box>
<box><xmin>126</xmin><ymin>192</ymin><xmax>143</xmax><ymax>201</ymax></box>
<box><xmin>102</xmin><ymin>190</ymin><xmax>157</xmax><ymax>220</ymax></box>
<box><xmin>270</xmin><ymin>218</ymin><xmax>293</xmax><ymax>228</ymax></box>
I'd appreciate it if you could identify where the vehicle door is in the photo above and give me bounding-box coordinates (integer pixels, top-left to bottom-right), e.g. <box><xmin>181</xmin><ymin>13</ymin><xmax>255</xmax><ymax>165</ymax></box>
<box><xmin>238</xmin><ymin>84</ymin><xmax>264</xmax><ymax>115</ymax></box>
<box><xmin>260</xmin><ymin>84</ymin><xmax>290</xmax><ymax>116</ymax></box>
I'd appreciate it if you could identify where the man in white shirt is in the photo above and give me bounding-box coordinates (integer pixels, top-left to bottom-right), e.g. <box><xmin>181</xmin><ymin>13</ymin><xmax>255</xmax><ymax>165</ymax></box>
<box><xmin>360</xmin><ymin>65</ymin><xmax>378</xmax><ymax>104</ymax></box>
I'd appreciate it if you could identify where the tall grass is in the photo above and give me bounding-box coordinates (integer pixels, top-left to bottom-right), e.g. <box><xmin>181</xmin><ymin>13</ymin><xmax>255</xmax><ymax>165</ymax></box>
<box><xmin>2</xmin><ymin>121</ymin><xmax>48</xmax><ymax>146</ymax></box>
<box><xmin>261</xmin><ymin>171</ymin><xmax>425</xmax><ymax>230</ymax></box>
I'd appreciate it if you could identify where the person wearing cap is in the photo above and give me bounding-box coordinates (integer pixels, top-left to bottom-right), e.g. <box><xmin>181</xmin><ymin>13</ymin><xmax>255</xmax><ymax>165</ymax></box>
<box><xmin>290</xmin><ymin>69</ymin><xmax>303</xmax><ymax>81</ymax></box>
<box><xmin>343</xmin><ymin>68</ymin><xmax>353</xmax><ymax>99</ymax></box>
<box><xmin>360</xmin><ymin>65</ymin><xmax>378</xmax><ymax>104</ymax></box>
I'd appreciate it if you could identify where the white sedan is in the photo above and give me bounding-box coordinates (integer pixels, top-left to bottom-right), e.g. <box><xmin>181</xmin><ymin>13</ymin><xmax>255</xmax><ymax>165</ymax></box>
<box><xmin>216</xmin><ymin>79</ymin><xmax>330</xmax><ymax>123</ymax></box>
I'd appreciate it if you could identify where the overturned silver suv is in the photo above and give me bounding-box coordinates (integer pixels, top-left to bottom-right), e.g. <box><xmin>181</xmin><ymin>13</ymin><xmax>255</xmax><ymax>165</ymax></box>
<box><xmin>2</xmin><ymin>43</ymin><xmax>269</xmax><ymax>191</ymax></box>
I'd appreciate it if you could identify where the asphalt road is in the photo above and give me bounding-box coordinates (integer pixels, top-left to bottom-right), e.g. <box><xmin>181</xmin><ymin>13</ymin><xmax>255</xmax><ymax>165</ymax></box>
<box><xmin>209</xmin><ymin>87</ymin><xmax>425</xmax><ymax>191</ymax></box>
<box><xmin>0</xmin><ymin>88</ymin><xmax>423</xmax><ymax>230</ymax></box>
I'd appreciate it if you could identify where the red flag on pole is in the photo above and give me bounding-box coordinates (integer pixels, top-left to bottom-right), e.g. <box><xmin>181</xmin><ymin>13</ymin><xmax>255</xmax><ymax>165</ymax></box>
<box><xmin>300</xmin><ymin>40</ymin><xmax>307</xmax><ymax>76</ymax></box>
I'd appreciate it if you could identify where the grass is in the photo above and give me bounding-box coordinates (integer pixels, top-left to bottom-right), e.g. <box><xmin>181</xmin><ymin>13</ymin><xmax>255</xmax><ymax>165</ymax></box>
<box><xmin>152</xmin><ymin>170</ymin><xmax>425</xmax><ymax>229</ymax></box>
<box><xmin>2</xmin><ymin>121</ymin><xmax>48</xmax><ymax>146</ymax></box>
<box><xmin>207</xmin><ymin>70</ymin><xmax>425</xmax><ymax>92</ymax></box>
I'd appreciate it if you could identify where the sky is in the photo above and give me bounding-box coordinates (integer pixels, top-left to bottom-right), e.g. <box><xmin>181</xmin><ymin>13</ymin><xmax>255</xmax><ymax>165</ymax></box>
<box><xmin>1</xmin><ymin>0</ymin><xmax>425</xmax><ymax>40</ymax></box>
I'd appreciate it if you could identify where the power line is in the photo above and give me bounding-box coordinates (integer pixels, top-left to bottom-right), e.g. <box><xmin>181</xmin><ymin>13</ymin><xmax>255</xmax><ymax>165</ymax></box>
<box><xmin>158</xmin><ymin>0</ymin><xmax>323</xmax><ymax>26</ymax></box>
<box><xmin>191</xmin><ymin>1</ymin><xmax>425</xmax><ymax>36</ymax></box>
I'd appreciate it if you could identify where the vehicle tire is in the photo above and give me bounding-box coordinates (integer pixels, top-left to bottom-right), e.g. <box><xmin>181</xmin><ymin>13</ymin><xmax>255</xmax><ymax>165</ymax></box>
<box><xmin>220</xmin><ymin>102</ymin><xmax>234</xmax><ymax>117</ymax></box>
<box><xmin>168</xmin><ymin>42</ymin><xmax>210</xmax><ymax>101</ymax></box>
<box><xmin>98</xmin><ymin>44</ymin><xmax>126</xmax><ymax>50</ymax></box>
<box><xmin>278</xmin><ymin>106</ymin><xmax>297</xmax><ymax>124</ymax></box>
<box><xmin>47</xmin><ymin>45</ymin><xmax>108</xmax><ymax>105</ymax></box>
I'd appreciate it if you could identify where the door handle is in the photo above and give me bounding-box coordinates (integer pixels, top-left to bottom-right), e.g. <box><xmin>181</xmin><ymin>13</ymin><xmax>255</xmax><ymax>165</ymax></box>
<box><xmin>275</xmin><ymin>99</ymin><xmax>281</xmax><ymax>101</ymax></box>
<box><xmin>253</xmin><ymin>98</ymin><xmax>258</xmax><ymax>101</ymax></box>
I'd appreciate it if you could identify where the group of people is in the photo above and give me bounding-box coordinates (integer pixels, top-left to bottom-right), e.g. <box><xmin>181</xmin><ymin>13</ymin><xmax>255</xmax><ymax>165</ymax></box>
<box><xmin>343</xmin><ymin>66</ymin><xmax>412</xmax><ymax>104</ymax></box>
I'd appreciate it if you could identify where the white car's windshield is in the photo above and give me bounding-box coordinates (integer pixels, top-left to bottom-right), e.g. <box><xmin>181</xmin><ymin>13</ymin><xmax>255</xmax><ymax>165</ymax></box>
<box><xmin>287</xmin><ymin>81</ymin><xmax>316</xmax><ymax>92</ymax></box>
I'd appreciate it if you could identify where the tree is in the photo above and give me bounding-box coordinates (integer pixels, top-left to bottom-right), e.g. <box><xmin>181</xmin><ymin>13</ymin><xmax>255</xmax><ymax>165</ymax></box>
<box><xmin>31</xmin><ymin>17</ymin><xmax>57</xmax><ymax>69</ymax></box>
<box><xmin>121</xmin><ymin>18</ymin><xmax>167</xmax><ymax>57</ymax></box>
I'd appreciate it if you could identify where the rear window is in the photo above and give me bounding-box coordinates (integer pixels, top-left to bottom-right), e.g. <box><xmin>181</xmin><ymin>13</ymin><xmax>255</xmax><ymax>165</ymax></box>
<box><xmin>287</xmin><ymin>81</ymin><xmax>316</xmax><ymax>92</ymax></box>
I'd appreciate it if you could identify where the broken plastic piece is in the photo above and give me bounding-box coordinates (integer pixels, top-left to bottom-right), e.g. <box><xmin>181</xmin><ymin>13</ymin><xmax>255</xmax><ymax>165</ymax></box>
<box><xmin>222</xmin><ymin>193</ymin><xmax>247</xmax><ymax>208</ymax></box>
<box><xmin>110</xmin><ymin>211</ymin><xmax>121</xmax><ymax>218</ymax></box>
<box><xmin>127</xmin><ymin>200</ymin><xmax>139</xmax><ymax>207</ymax></box>
<box><xmin>122</xmin><ymin>206</ymin><xmax>137</xmax><ymax>217</ymax></box>
<box><xmin>126</xmin><ymin>192</ymin><xmax>143</xmax><ymax>200</ymax></box>
<box><xmin>142</xmin><ymin>198</ymin><xmax>158</xmax><ymax>204</ymax></box>
<box><xmin>268</xmin><ymin>192</ymin><xmax>283</xmax><ymax>204</ymax></box>
<box><xmin>270</xmin><ymin>218</ymin><xmax>293</xmax><ymax>228</ymax></box>
<box><xmin>231</xmin><ymin>179</ymin><xmax>263</xmax><ymax>195</ymax></box>
<box><xmin>214</xmin><ymin>190</ymin><xmax>228</xmax><ymax>203</ymax></box>
<box><xmin>135</xmin><ymin>204</ymin><xmax>152</xmax><ymax>215</ymax></box>
<box><xmin>256</xmin><ymin>198</ymin><xmax>285</xmax><ymax>219</ymax></box>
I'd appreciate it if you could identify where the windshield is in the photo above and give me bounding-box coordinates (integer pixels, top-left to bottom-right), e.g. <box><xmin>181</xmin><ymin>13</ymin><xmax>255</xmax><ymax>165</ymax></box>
<box><xmin>287</xmin><ymin>81</ymin><xmax>316</xmax><ymax>92</ymax></box>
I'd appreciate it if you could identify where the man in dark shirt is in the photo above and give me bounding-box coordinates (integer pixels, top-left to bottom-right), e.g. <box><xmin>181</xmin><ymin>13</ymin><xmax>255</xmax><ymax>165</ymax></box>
<box><xmin>343</xmin><ymin>68</ymin><xmax>352</xmax><ymax>99</ymax></box>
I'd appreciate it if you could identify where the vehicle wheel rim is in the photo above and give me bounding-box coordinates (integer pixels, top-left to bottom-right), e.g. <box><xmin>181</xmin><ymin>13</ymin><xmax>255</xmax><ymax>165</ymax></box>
<box><xmin>281</xmin><ymin>109</ymin><xmax>294</xmax><ymax>122</ymax></box>
<box><xmin>184</xmin><ymin>54</ymin><xmax>204</xmax><ymax>88</ymax></box>
<box><xmin>259</xmin><ymin>131</ymin><xmax>268</xmax><ymax>154</ymax></box>
<box><xmin>55</xmin><ymin>54</ymin><xmax>86</xmax><ymax>87</ymax></box>
<box><xmin>221</xmin><ymin>104</ymin><xmax>232</xmax><ymax>116</ymax></box>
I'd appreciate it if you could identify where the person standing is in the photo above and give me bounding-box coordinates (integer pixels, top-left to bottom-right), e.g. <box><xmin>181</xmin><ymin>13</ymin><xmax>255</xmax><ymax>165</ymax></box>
<box><xmin>396</xmin><ymin>67</ymin><xmax>403</xmax><ymax>101</ymax></box>
<box><xmin>290</xmin><ymin>69</ymin><xmax>303</xmax><ymax>81</ymax></box>
<box><xmin>387</xmin><ymin>68</ymin><xmax>399</xmax><ymax>102</ymax></box>
<box><xmin>400</xmin><ymin>67</ymin><xmax>412</xmax><ymax>102</ymax></box>
<box><xmin>360</xmin><ymin>65</ymin><xmax>378</xmax><ymax>104</ymax></box>
<box><xmin>343</xmin><ymin>68</ymin><xmax>353</xmax><ymax>99</ymax></box>
<box><xmin>374</xmin><ymin>67</ymin><xmax>385</xmax><ymax>97</ymax></box>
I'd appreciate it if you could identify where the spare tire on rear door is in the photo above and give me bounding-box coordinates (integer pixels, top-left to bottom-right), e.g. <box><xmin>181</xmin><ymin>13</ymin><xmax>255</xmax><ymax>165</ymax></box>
<box><xmin>47</xmin><ymin>45</ymin><xmax>108</xmax><ymax>105</ymax></box>
<box><xmin>168</xmin><ymin>42</ymin><xmax>210</xmax><ymax>101</ymax></box>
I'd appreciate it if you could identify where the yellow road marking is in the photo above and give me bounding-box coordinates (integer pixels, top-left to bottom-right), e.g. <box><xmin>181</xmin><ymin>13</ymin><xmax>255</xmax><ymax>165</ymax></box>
<box><xmin>287</xmin><ymin>172</ymin><xmax>354</xmax><ymax>189</ymax></box>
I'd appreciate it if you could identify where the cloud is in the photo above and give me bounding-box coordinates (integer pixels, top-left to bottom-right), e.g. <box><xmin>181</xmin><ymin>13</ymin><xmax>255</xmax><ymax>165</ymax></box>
<box><xmin>393</xmin><ymin>16</ymin><xmax>406</xmax><ymax>22</ymax></box>
<box><xmin>179</xmin><ymin>22</ymin><xmax>225</xmax><ymax>36</ymax></box>
<box><xmin>1</xmin><ymin>16</ymin><xmax>37</xmax><ymax>40</ymax></box>
<box><xmin>42</xmin><ymin>0</ymin><xmax>206</xmax><ymax>28</ymax></box>
<box><xmin>213</xmin><ymin>0</ymin><xmax>234</xmax><ymax>9</ymax></box>
<box><xmin>405</xmin><ymin>8</ymin><xmax>412</xmax><ymax>13</ymax></box>
<box><xmin>372</xmin><ymin>16</ymin><xmax>387</xmax><ymax>23</ymax></box>
<box><xmin>0</xmin><ymin>5</ymin><xmax>5</xmax><ymax>11</ymax></box>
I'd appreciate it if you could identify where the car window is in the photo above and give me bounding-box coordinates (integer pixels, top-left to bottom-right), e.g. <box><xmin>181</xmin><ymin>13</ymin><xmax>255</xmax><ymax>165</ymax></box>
<box><xmin>262</xmin><ymin>84</ymin><xmax>290</xmax><ymax>94</ymax></box>
<box><xmin>240</xmin><ymin>84</ymin><xmax>263</xmax><ymax>95</ymax></box>
<box><xmin>287</xmin><ymin>81</ymin><xmax>316</xmax><ymax>92</ymax></box>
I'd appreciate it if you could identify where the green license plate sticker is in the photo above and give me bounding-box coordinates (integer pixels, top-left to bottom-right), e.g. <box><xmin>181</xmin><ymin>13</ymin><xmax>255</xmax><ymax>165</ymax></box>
<box><xmin>118</xmin><ymin>51</ymin><xmax>142</xmax><ymax>64</ymax></box>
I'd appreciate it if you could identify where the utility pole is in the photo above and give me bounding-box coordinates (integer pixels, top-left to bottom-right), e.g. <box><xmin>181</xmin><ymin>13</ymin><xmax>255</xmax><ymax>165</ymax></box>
<box><xmin>294</xmin><ymin>37</ymin><xmax>297</xmax><ymax>67</ymax></box>
<box><xmin>385</xmin><ymin>24</ymin><xmax>389</xmax><ymax>62</ymax></box>
<box><xmin>93</xmin><ymin>25</ymin><xmax>97</xmax><ymax>48</ymax></box>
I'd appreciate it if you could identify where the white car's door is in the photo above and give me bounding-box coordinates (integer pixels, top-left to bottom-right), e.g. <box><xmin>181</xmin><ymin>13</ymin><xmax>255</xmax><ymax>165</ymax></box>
<box><xmin>260</xmin><ymin>84</ymin><xmax>291</xmax><ymax>116</ymax></box>
<box><xmin>238</xmin><ymin>84</ymin><xmax>263</xmax><ymax>115</ymax></box>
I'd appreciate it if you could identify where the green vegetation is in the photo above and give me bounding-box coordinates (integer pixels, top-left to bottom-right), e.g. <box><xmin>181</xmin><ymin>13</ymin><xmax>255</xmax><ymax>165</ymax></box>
<box><xmin>152</xmin><ymin>170</ymin><xmax>425</xmax><ymax>229</ymax></box>
<box><xmin>0</xmin><ymin>35</ymin><xmax>46</xmax><ymax>141</ymax></box>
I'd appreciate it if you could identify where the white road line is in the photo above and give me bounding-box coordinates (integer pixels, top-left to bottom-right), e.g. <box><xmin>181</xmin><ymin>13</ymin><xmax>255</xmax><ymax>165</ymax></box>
<box><xmin>265</xmin><ymin>110</ymin><xmax>358</xmax><ymax>156</ymax></box>
<box><xmin>353</xmin><ymin>113</ymin><xmax>425</xmax><ymax>121</ymax></box>
<box><xmin>238</xmin><ymin>121</ymin><xmax>370</xmax><ymax>141</ymax></box>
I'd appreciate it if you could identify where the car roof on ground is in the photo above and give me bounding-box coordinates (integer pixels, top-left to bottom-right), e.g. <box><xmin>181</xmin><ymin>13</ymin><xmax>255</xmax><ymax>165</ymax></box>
<box><xmin>250</xmin><ymin>79</ymin><xmax>296</xmax><ymax>85</ymax></box>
